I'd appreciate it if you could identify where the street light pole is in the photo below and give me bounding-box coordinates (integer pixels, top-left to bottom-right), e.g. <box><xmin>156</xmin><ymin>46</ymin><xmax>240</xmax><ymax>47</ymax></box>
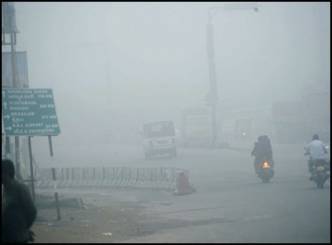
<box><xmin>206</xmin><ymin>9</ymin><xmax>218</xmax><ymax>148</ymax></box>
<box><xmin>206</xmin><ymin>3</ymin><xmax>259</xmax><ymax>148</ymax></box>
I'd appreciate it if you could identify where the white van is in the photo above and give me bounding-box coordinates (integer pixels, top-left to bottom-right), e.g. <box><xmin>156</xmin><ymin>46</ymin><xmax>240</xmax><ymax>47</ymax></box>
<box><xmin>142</xmin><ymin>121</ymin><xmax>177</xmax><ymax>159</ymax></box>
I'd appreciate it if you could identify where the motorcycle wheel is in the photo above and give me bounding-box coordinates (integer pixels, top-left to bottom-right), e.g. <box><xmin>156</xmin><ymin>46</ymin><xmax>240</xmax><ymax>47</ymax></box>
<box><xmin>260</xmin><ymin>169</ymin><xmax>271</xmax><ymax>183</ymax></box>
<box><xmin>262</xmin><ymin>177</ymin><xmax>270</xmax><ymax>183</ymax></box>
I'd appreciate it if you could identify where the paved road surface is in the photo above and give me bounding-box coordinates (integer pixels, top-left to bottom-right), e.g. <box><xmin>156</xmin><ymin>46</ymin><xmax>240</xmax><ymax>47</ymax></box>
<box><xmin>34</xmin><ymin>143</ymin><xmax>330</xmax><ymax>243</ymax></box>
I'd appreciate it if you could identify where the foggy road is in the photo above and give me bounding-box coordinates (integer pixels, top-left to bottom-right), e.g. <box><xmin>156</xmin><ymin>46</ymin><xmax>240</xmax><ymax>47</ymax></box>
<box><xmin>36</xmin><ymin>143</ymin><xmax>330</xmax><ymax>243</ymax></box>
<box><xmin>119</xmin><ymin>144</ymin><xmax>330</xmax><ymax>243</ymax></box>
<box><xmin>3</xmin><ymin>2</ymin><xmax>330</xmax><ymax>244</ymax></box>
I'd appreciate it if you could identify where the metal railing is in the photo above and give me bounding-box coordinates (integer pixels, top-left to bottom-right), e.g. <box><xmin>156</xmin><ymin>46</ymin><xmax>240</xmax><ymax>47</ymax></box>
<box><xmin>35</xmin><ymin>166</ymin><xmax>188</xmax><ymax>191</ymax></box>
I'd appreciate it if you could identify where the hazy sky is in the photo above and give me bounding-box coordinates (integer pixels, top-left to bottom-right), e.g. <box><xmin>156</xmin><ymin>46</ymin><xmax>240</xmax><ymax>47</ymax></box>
<box><xmin>9</xmin><ymin>2</ymin><xmax>330</xmax><ymax>147</ymax></box>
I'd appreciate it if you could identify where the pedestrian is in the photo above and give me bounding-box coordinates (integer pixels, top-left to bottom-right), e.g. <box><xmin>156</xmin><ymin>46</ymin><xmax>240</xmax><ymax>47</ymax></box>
<box><xmin>2</xmin><ymin>159</ymin><xmax>37</xmax><ymax>243</ymax></box>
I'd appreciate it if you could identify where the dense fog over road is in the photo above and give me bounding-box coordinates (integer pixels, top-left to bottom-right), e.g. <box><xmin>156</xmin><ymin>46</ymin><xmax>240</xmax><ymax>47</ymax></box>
<box><xmin>2</xmin><ymin>2</ymin><xmax>330</xmax><ymax>243</ymax></box>
<box><xmin>11</xmin><ymin>2</ymin><xmax>329</xmax><ymax>150</ymax></box>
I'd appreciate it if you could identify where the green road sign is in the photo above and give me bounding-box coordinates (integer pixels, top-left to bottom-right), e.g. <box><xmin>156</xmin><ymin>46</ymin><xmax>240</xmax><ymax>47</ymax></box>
<box><xmin>2</xmin><ymin>88</ymin><xmax>60</xmax><ymax>136</ymax></box>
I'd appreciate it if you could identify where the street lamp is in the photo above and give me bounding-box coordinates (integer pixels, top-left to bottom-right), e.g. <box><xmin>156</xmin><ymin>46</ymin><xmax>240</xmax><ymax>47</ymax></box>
<box><xmin>206</xmin><ymin>3</ymin><xmax>259</xmax><ymax>148</ymax></box>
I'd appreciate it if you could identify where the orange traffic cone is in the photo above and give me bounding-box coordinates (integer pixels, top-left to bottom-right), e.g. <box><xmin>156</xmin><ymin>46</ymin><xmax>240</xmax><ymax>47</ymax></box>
<box><xmin>174</xmin><ymin>171</ymin><xmax>196</xmax><ymax>195</ymax></box>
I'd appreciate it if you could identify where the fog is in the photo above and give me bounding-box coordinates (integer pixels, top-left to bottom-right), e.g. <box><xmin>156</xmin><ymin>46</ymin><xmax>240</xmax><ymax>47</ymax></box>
<box><xmin>11</xmin><ymin>2</ymin><xmax>330</xmax><ymax>154</ymax></box>
<box><xmin>3</xmin><ymin>2</ymin><xmax>331</xmax><ymax>243</ymax></box>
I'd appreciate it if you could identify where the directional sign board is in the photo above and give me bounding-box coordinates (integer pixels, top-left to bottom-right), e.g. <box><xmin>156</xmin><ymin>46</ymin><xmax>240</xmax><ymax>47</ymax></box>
<box><xmin>2</xmin><ymin>88</ymin><xmax>60</xmax><ymax>136</ymax></box>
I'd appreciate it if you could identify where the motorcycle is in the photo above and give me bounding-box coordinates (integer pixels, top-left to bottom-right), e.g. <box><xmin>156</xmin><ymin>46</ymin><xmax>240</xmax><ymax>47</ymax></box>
<box><xmin>257</xmin><ymin>159</ymin><xmax>274</xmax><ymax>183</ymax></box>
<box><xmin>304</xmin><ymin>146</ymin><xmax>330</xmax><ymax>189</ymax></box>
<box><xmin>309</xmin><ymin>159</ymin><xmax>330</xmax><ymax>189</ymax></box>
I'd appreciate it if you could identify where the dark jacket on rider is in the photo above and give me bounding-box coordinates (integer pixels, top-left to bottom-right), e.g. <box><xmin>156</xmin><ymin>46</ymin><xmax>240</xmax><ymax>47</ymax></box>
<box><xmin>251</xmin><ymin>135</ymin><xmax>273</xmax><ymax>164</ymax></box>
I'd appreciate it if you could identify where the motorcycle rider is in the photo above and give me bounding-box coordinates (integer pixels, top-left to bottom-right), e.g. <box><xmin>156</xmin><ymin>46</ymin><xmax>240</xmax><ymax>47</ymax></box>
<box><xmin>304</xmin><ymin>134</ymin><xmax>329</xmax><ymax>179</ymax></box>
<box><xmin>251</xmin><ymin>135</ymin><xmax>274</xmax><ymax>175</ymax></box>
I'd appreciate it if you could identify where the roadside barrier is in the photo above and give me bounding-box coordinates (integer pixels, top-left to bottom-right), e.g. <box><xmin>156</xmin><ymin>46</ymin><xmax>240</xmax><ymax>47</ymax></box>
<box><xmin>35</xmin><ymin>167</ymin><xmax>189</xmax><ymax>191</ymax></box>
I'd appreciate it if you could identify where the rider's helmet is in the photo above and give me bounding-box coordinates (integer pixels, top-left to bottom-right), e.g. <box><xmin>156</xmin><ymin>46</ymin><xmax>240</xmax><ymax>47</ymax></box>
<box><xmin>312</xmin><ymin>134</ymin><xmax>319</xmax><ymax>140</ymax></box>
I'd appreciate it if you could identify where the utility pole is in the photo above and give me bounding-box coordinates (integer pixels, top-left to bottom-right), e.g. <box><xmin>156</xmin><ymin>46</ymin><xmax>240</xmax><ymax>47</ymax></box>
<box><xmin>2</xmin><ymin>2</ymin><xmax>22</xmax><ymax>180</ymax></box>
<box><xmin>206</xmin><ymin>4</ymin><xmax>259</xmax><ymax>148</ymax></box>
<box><xmin>206</xmin><ymin>10</ymin><xmax>218</xmax><ymax>148</ymax></box>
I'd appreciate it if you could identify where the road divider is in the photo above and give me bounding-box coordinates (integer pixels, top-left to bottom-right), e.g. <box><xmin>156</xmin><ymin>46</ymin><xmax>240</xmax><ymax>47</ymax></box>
<box><xmin>35</xmin><ymin>166</ymin><xmax>189</xmax><ymax>191</ymax></box>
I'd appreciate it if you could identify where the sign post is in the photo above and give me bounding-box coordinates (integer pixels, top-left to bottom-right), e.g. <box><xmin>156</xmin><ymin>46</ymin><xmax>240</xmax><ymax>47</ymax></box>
<box><xmin>27</xmin><ymin>136</ymin><xmax>35</xmax><ymax>201</ymax></box>
<box><xmin>2</xmin><ymin>88</ymin><xmax>61</xmax><ymax>217</ymax></box>
<box><xmin>48</xmin><ymin>135</ymin><xmax>61</xmax><ymax>220</ymax></box>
